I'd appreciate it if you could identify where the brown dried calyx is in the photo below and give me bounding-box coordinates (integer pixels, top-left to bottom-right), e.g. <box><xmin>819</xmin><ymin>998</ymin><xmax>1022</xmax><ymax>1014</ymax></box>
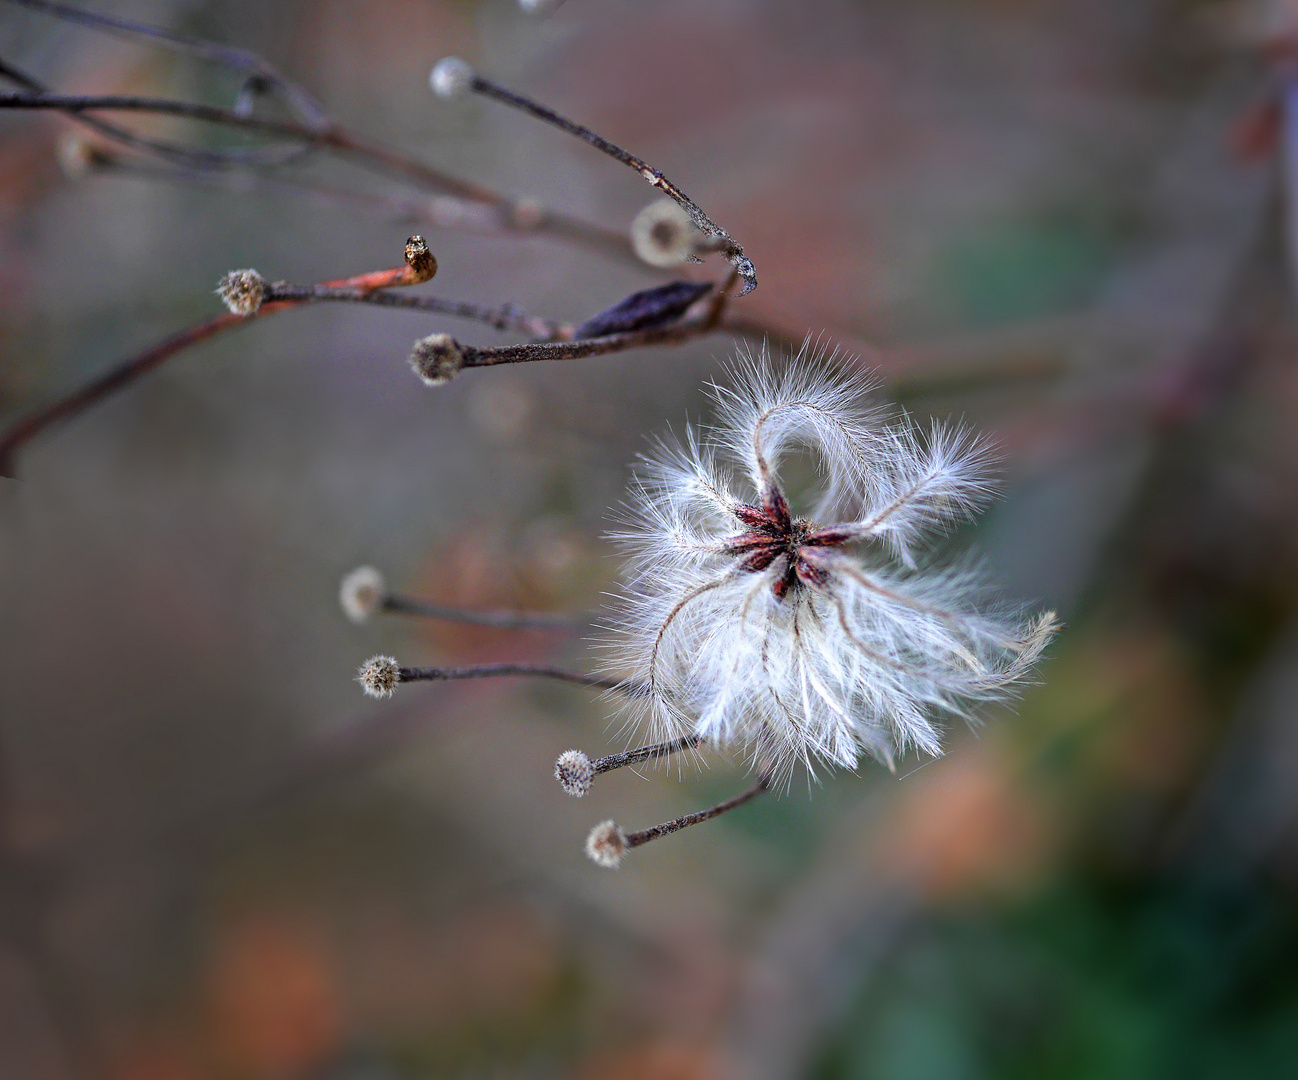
<box><xmin>403</xmin><ymin>235</ymin><xmax>437</xmax><ymax>282</ymax></box>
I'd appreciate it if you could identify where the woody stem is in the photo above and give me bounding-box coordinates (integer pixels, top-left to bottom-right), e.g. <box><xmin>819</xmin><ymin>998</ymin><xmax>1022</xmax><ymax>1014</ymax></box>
<box><xmin>624</xmin><ymin>773</ymin><xmax>772</xmax><ymax>849</ymax></box>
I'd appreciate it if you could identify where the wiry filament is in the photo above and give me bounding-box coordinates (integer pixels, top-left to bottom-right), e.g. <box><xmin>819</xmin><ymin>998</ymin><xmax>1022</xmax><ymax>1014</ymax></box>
<box><xmin>647</xmin><ymin>572</ymin><xmax>738</xmax><ymax>695</ymax></box>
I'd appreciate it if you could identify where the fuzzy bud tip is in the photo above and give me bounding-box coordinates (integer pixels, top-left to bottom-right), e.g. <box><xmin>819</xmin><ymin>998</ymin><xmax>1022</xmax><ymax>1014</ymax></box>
<box><xmin>357</xmin><ymin>655</ymin><xmax>401</xmax><ymax>698</ymax></box>
<box><xmin>409</xmin><ymin>333</ymin><xmax>465</xmax><ymax>386</ymax></box>
<box><xmin>585</xmin><ymin>820</ymin><xmax>628</xmax><ymax>868</ymax></box>
<box><xmin>554</xmin><ymin>750</ymin><xmax>594</xmax><ymax>797</ymax></box>
<box><xmin>216</xmin><ymin>269</ymin><xmax>267</xmax><ymax>316</ymax></box>
<box><xmin>340</xmin><ymin>566</ymin><xmax>385</xmax><ymax>623</ymax></box>
<box><xmin>430</xmin><ymin>57</ymin><xmax>475</xmax><ymax>99</ymax></box>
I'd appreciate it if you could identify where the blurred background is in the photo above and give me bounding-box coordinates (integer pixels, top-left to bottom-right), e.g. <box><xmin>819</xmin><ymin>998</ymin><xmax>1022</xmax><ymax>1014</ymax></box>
<box><xmin>2</xmin><ymin>0</ymin><xmax>1298</xmax><ymax>1076</ymax></box>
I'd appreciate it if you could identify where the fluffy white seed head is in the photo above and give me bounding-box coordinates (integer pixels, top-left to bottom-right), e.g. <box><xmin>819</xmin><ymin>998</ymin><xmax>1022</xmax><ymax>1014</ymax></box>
<box><xmin>216</xmin><ymin>269</ymin><xmax>266</xmax><ymax>316</ymax></box>
<box><xmin>602</xmin><ymin>342</ymin><xmax>1058</xmax><ymax>782</ymax></box>
<box><xmin>357</xmin><ymin>655</ymin><xmax>401</xmax><ymax>698</ymax></box>
<box><xmin>339</xmin><ymin>566</ymin><xmax>385</xmax><ymax>623</ymax></box>
<box><xmin>585</xmin><ymin>820</ymin><xmax>627</xmax><ymax>867</ymax></box>
<box><xmin>630</xmin><ymin>199</ymin><xmax>697</xmax><ymax>267</ymax></box>
<box><xmin>409</xmin><ymin>333</ymin><xmax>464</xmax><ymax>386</ymax></box>
<box><xmin>430</xmin><ymin>56</ymin><xmax>475</xmax><ymax>99</ymax></box>
<box><xmin>555</xmin><ymin>750</ymin><xmax>594</xmax><ymax>797</ymax></box>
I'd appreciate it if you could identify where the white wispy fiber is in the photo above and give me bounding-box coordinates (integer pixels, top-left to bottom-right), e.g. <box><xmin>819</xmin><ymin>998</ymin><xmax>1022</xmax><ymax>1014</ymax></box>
<box><xmin>603</xmin><ymin>344</ymin><xmax>1058</xmax><ymax>780</ymax></box>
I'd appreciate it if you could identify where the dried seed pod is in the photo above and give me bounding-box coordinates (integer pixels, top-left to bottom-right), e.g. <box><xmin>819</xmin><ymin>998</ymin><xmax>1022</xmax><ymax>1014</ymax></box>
<box><xmin>573</xmin><ymin>281</ymin><xmax>712</xmax><ymax>340</ymax></box>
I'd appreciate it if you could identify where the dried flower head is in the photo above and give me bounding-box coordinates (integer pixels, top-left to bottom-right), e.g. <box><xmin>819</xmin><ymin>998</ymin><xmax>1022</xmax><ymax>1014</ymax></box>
<box><xmin>216</xmin><ymin>269</ymin><xmax>267</xmax><ymax>316</ymax></box>
<box><xmin>555</xmin><ymin>749</ymin><xmax>594</xmax><ymax>797</ymax></box>
<box><xmin>430</xmin><ymin>56</ymin><xmax>475</xmax><ymax>99</ymax></box>
<box><xmin>408</xmin><ymin>333</ymin><xmax>464</xmax><ymax>386</ymax></box>
<box><xmin>630</xmin><ymin>198</ymin><xmax>698</xmax><ymax>267</ymax></box>
<box><xmin>340</xmin><ymin>566</ymin><xmax>385</xmax><ymax>623</ymax></box>
<box><xmin>585</xmin><ymin>820</ymin><xmax>628</xmax><ymax>867</ymax></box>
<box><xmin>605</xmin><ymin>345</ymin><xmax>1058</xmax><ymax>780</ymax></box>
<box><xmin>357</xmin><ymin>655</ymin><xmax>401</xmax><ymax>698</ymax></box>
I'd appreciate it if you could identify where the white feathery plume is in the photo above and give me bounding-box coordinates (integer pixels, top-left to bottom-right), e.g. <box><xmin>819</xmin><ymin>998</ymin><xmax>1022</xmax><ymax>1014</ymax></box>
<box><xmin>602</xmin><ymin>343</ymin><xmax>1058</xmax><ymax>781</ymax></box>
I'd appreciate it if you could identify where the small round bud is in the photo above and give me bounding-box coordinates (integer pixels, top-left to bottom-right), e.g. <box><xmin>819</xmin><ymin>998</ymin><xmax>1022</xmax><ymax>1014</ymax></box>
<box><xmin>339</xmin><ymin>566</ymin><xmax>385</xmax><ymax>624</ymax></box>
<box><xmin>357</xmin><ymin>655</ymin><xmax>401</xmax><ymax>698</ymax></box>
<box><xmin>585</xmin><ymin>820</ymin><xmax>628</xmax><ymax>868</ymax></box>
<box><xmin>57</xmin><ymin>133</ymin><xmax>113</xmax><ymax>179</ymax></box>
<box><xmin>408</xmin><ymin>333</ymin><xmax>464</xmax><ymax>386</ymax></box>
<box><xmin>630</xmin><ymin>199</ymin><xmax>697</xmax><ymax>268</ymax></box>
<box><xmin>430</xmin><ymin>57</ymin><xmax>475</xmax><ymax>99</ymax></box>
<box><xmin>510</xmin><ymin>199</ymin><xmax>545</xmax><ymax>231</ymax></box>
<box><xmin>404</xmin><ymin>235</ymin><xmax>437</xmax><ymax>281</ymax></box>
<box><xmin>554</xmin><ymin>750</ymin><xmax>594</xmax><ymax>797</ymax></box>
<box><xmin>216</xmin><ymin>269</ymin><xmax>267</xmax><ymax>316</ymax></box>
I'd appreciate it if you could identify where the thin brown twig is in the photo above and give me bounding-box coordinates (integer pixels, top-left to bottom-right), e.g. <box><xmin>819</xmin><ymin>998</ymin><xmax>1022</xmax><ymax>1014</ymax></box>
<box><xmin>8</xmin><ymin>0</ymin><xmax>331</xmax><ymax>128</ymax></box>
<box><xmin>591</xmin><ymin>735</ymin><xmax>703</xmax><ymax>776</ymax></box>
<box><xmin>261</xmin><ymin>281</ymin><xmax>569</xmax><ymax>339</ymax></box>
<box><xmin>0</xmin><ymin>268</ymin><xmax>736</xmax><ymax>476</ymax></box>
<box><xmin>464</xmin><ymin>69</ymin><xmax>756</xmax><ymax>294</ymax></box>
<box><xmin>0</xmin><ymin>249</ymin><xmax>435</xmax><ymax>477</ymax></box>
<box><xmin>456</xmin><ymin>314</ymin><xmax>721</xmax><ymax>369</ymax></box>
<box><xmin>0</xmin><ymin>89</ymin><xmax>635</xmax><ymax>259</ymax></box>
<box><xmin>397</xmin><ymin>663</ymin><xmax>629</xmax><ymax>694</ymax></box>
<box><xmin>0</xmin><ymin>57</ymin><xmax>304</xmax><ymax>169</ymax></box>
<box><xmin>94</xmin><ymin>153</ymin><xmax>638</xmax><ymax>258</ymax></box>
<box><xmin>0</xmin><ymin>308</ymin><xmax>275</xmax><ymax>477</ymax></box>
<box><xmin>382</xmin><ymin>593</ymin><xmax>589</xmax><ymax>630</ymax></box>
<box><xmin>625</xmin><ymin>772</ymin><xmax>772</xmax><ymax>848</ymax></box>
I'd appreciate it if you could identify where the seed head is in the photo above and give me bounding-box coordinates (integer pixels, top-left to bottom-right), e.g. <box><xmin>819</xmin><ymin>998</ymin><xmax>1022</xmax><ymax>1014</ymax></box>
<box><xmin>630</xmin><ymin>199</ymin><xmax>697</xmax><ymax>267</ymax></box>
<box><xmin>604</xmin><ymin>343</ymin><xmax>1058</xmax><ymax>781</ymax></box>
<box><xmin>357</xmin><ymin>655</ymin><xmax>401</xmax><ymax>698</ymax></box>
<box><xmin>409</xmin><ymin>334</ymin><xmax>464</xmax><ymax>386</ymax></box>
<box><xmin>339</xmin><ymin>566</ymin><xmax>385</xmax><ymax>624</ymax></box>
<box><xmin>430</xmin><ymin>57</ymin><xmax>475</xmax><ymax>99</ymax></box>
<box><xmin>554</xmin><ymin>750</ymin><xmax>594</xmax><ymax>797</ymax></box>
<box><xmin>216</xmin><ymin>269</ymin><xmax>267</xmax><ymax>316</ymax></box>
<box><xmin>585</xmin><ymin>820</ymin><xmax>628</xmax><ymax>868</ymax></box>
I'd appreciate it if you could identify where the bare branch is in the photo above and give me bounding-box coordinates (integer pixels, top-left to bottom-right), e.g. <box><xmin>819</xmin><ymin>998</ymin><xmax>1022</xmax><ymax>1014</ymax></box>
<box><xmin>591</xmin><ymin>735</ymin><xmax>703</xmax><ymax>776</ymax></box>
<box><xmin>445</xmin><ymin>61</ymin><xmax>757</xmax><ymax>294</ymax></box>
<box><xmin>382</xmin><ymin>594</ymin><xmax>589</xmax><ymax>630</ymax></box>
<box><xmin>397</xmin><ymin>663</ymin><xmax>630</xmax><ymax>694</ymax></box>
<box><xmin>625</xmin><ymin>773</ymin><xmax>771</xmax><ymax>848</ymax></box>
